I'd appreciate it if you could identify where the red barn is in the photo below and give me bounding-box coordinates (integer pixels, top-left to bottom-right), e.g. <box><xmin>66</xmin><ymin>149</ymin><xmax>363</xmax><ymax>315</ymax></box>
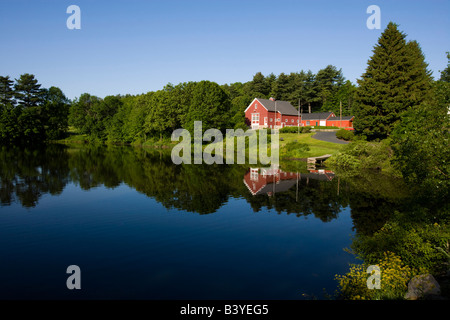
<box><xmin>244</xmin><ymin>98</ymin><xmax>300</xmax><ymax>129</ymax></box>
<box><xmin>326</xmin><ymin>115</ymin><xmax>354</xmax><ymax>129</ymax></box>
<box><xmin>244</xmin><ymin>97</ymin><xmax>354</xmax><ymax>129</ymax></box>
<box><xmin>299</xmin><ymin>112</ymin><xmax>336</xmax><ymax>127</ymax></box>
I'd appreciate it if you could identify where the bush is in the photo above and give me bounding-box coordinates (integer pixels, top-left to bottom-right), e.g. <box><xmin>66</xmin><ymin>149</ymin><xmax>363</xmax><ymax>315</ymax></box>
<box><xmin>326</xmin><ymin>153</ymin><xmax>361</xmax><ymax>169</ymax></box>
<box><xmin>336</xmin><ymin>128</ymin><xmax>354</xmax><ymax>141</ymax></box>
<box><xmin>351</xmin><ymin>220</ymin><xmax>450</xmax><ymax>275</ymax></box>
<box><xmin>279</xmin><ymin>126</ymin><xmax>311</xmax><ymax>134</ymax></box>
<box><xmin>335</xmin><ymin>252</ymin><xmax>413</xmax><ymax>300</ymax></box>
<box><xmin>327</xmin><ymin>140</ymin><xmax>393</xmax><ymax>171</ymax></box>
<box><xmin>302</xmin><ymin>126</ymin><xmax>311</xmax><ymax>133</ymax></box>
<box><xmin>279</xmin><ymin>126</ymin><xmax>299</xmax><ymax>133</ymax></box>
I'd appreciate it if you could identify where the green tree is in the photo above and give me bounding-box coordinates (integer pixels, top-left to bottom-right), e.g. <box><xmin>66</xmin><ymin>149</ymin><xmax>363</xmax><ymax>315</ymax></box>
<box><xmin>69</xmin><ymin>93</ymin><xmax>101</xmax><ymax>134</ymax></box>
<box><xmin>391</xmin><ymin>81</ymin><xmax>449</xmax><ymax>201</ymax></box>
<box><xmin>88</xmin><ymin>95</ymin><xmax>122</xmax><ymax>140</ymax></box>
<box><xmin>353</xmin><ymin>22</ymin><xmax>433</xmax><ymax>140</ymax></box>
<box><xmin>0</xmin><ymin>104</ymin><xmax>20</xmax><ymax>144</ymax></box>
<box><xmin>324</xmin><ymin>80</ymin><xmax>356</xmax><ymax>116</ymax></box>
<box><xmin>303</xmin><ymin>70</ymin><xmax>319</xmax><ymax>113</ymax></box>
<box><xmin>439</xmin><ymin>52</ymin><xmax>450</xmax><ymax>82</ymax></box>
<box><xmin>14</xmin><ymin>73</ymin><xmax>43</xmax><ymax>108</ymax></box>
<box><xmin>144</xmin><ymin>89</ymin><xmax>178</xmax><ymax>140</ymax></box>
<box><xmin>315</xmin><ymin>65</ymin><xmax>345</xmax><ymax>111</ymax></box>
<box><xmin>0</xmin><ymin>76</ymin><xmax>15</xmax><ymax>106</ymax></box>
<box><xmin>270</xmin><ymin>72</ymin><xmax>290</xmax><ymax>101</ymax></box>
<box><xmin>17</xmin><ymin>105</ymin><xmax>44</xmax><ymax>144</ymax></box>
<box><xmin>41</xmin><ymin>87</ymin><xmax>70</xmax><ymax>140</ymax></box>
<box><xmin>249</xmin><ymin>72</ymin><xmax>270</xmax><ymax>97</ymax></box>
<box><xmin>182</xmin><ymin>81</ymin><xmax>231</xmax><ymax>133</ymax></box>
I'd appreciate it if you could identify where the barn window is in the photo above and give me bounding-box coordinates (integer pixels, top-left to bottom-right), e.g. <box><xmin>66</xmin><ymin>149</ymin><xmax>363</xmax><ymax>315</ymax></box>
<box><xmin>306</xmin><ymin>121</ymin><xmax>310</xmax><ymax>125</ymax></box>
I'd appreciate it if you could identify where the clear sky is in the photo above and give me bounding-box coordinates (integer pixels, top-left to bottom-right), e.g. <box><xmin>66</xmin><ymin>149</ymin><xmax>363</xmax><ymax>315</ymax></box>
<box><xmin>1</xmin><ymin>0</ymin><xmax>449</xmax><ymax>99</ymax></box>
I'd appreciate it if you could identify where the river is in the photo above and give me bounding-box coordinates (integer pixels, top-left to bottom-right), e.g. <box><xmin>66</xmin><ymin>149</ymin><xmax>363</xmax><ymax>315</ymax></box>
<box><xmin>0</xmin><ymin>144</ymin><xmax>411</xmax><ymax>299</ymax></box>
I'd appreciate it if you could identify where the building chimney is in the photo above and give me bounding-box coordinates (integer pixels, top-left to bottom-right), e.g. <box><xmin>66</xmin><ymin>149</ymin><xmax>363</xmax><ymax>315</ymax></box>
<box><xmin>269</xmin><ymin>97</ymin><xmax>275</xmax><ymax>101</ymax></box>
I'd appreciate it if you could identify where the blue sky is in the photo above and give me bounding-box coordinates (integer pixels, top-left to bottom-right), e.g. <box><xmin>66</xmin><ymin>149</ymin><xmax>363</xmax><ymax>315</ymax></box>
<box><xmin>1</xmin><ymin>0</ymin><xmax>448</xmax><ymax>99</ymax></box>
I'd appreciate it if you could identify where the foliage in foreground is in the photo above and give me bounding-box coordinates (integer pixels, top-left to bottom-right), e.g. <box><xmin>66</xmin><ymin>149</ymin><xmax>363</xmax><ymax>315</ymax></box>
<box><xmin>325</xmin><ymin>140</ymin><xmax>394</xmax><ymax>171</ymax></box>
<box><xmin>335</xmin><ymin>252</ymin><xmax>413</xmax><ymax>300</ymax></box>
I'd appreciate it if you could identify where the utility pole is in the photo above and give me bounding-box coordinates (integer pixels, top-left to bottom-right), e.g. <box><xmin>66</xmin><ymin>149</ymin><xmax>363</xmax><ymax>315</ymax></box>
<box><xmin>298</xmin><ymin>98</ymin><xmax>301</xmax><ymax>134</ymax></box>
<box><xmin>340</xmin><ymin>100</ymin><xmax>342</xmax><ymax>128</ymax></box>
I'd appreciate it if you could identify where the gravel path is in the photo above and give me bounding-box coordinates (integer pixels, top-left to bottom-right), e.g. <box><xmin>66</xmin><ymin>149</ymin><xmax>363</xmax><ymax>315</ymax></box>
<box><xmin>311</xmin><ymin>131</ymin><xmax>349</xmax><ymax>144</ymax></box>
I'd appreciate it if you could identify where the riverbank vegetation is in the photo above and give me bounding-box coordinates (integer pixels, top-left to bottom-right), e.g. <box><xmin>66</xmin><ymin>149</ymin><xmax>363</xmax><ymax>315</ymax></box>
<box><xmin>328</xmin><ymin>23</ymin><xmax>449</xmax><ymax>300</ymax></box>
<box><xmin>0</xmin><ymin>74</ymin><xmax>69</xmax><ymax>144</ymax></box>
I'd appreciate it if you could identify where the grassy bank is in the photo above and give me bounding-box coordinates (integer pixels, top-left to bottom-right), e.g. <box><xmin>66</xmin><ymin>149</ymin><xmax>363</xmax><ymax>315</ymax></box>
<box><xmin>57</xmin><ymin>130</ymin><xmax>345</xmax><ymax>162</ymax></box>
<box><xmin>278</xmin><ymin>132</ymin><xmax>345</xmax><ymax>159</ymax></box>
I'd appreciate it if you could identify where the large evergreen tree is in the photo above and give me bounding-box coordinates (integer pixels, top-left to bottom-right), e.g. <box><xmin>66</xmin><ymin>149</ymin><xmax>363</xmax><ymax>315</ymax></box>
<box><xmin>14</xmin><ymin>73</ymin><xmax>44</xmax><ymax>108</ymax></box>
<box><xmin>353</xmin><ymin>22</ymin><xmax>433</xmax><ymax>140</ymax></box>
<box><xmin>315</xmin><ymin>65</ymin><xmax>344</xmax><ymax>111</ymax></box>
<box><xmin>0</xmin><ymin>76</ymin><xmax>15</xmax><ymax>106</ymax></box>
<box><xmin>439</xmin><ymin>52</ymin><xmax>450</xmax><ymax>82</ymax></box>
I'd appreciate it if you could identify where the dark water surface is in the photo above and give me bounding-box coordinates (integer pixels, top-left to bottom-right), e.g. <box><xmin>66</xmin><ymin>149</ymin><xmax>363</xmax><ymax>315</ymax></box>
<box><xmin>0</xmin><ymin>144</ymin><xmax>410</xmax><ymax>299</ymax></box>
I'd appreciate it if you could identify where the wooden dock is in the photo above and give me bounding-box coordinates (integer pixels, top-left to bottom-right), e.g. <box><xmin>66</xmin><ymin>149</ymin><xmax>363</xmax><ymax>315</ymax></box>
<box><xmin>307</xmin><ymin>154</ymin><xmax>332</xmax><ymax>166</ymax></box>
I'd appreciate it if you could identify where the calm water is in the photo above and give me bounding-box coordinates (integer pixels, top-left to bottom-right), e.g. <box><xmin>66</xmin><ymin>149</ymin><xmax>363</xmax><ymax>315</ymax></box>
<box><xmin>0</xmin><ymin>144</ymin><xmax>410</xmax><ymax>300</ymax></box>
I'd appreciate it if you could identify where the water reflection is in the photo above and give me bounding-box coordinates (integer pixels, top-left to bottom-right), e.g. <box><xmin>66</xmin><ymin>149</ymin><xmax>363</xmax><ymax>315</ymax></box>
<box><xmin>243</xmin><ymin>166</ymin><xmax>335</xmax><ymax>197</ymax></box>
<box><xmin>0</xmin><ymin>144</ymin><xmax>412</xmax><ymax>234</ymax></box>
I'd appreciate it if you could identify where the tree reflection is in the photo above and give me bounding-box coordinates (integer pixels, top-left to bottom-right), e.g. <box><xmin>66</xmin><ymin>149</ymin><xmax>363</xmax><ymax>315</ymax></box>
<box><xmin>0</xmin><ymin>145</ymin><xmax>413</xmax><ymax>235</ymax></box>
<box><xmin>0</xmin><ymin>145</ymin><xmax>70</xmax><ymax>208</ymax></box>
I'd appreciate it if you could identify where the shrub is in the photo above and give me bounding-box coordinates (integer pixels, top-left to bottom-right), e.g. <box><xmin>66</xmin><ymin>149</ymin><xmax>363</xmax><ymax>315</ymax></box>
<box><xmin>336</xmin><ymin>128</ymin><xmax>354</xmax><ymax>141</ymax></box>
<box><xmin>279</xmin><ymin>126</ymin><xmax>298</xmax><ymax>133</ymax></box>
<box><xmin>335</xmin><ymin>252</ymin><xmax>413</xmax><ymax>300</ymax></box>
<box><xmin>327</xmin><ymin>140</ymin><xmax>393</xmax><ymax>171</ymax></box>
<box><xmin>279</xmin><ymin>126</ymin><xmax>311</xmax><ymax>134</ymax></box>
<box><xmin>351</xmin><ymin>220</ymin><xmax>450</xmax><ymax>275</ymax></box>
<box><xmin>326</xmin><ymin>153</ymin><xmax>361</xmax><ymax>169</ymax></box>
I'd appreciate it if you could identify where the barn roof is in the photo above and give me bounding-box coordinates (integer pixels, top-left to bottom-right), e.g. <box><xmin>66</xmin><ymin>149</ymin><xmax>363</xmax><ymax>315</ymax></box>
<box><xmin>256</xmin><ymin>98</ymin><xmax>299</xmax><ymax>116</ymax></box>
<box><xmin>328</xmin><ymin>115</ymin><xmax>355</xmax><ymax>121</ymax></box>
<box><xmin>301</xmin><ymin>112</ymin><xmax>335</xmax><ymax>120</ymax></box>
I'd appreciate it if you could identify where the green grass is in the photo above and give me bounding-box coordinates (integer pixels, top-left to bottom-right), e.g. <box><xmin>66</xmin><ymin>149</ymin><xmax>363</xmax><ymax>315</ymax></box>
<box><xmin>279</xmin><ymin>132</ymin><xmax>345</xmax><ymax>159</ymax></box>
<box><xmin>57</xmin><ymin>129</ymin><xmax>345</xmax><ymax>162</ymax></box>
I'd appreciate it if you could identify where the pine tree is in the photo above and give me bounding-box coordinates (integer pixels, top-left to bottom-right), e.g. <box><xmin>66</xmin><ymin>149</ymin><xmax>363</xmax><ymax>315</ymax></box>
<box><xmin>439</xmin><ymin>52</ymin><xmax>450</xmax><ymax>82</ymax></box>
<box><xmin>270</xmin><ymin>73</ymin><xmax>290</xmax><ymax>101</ymax></box>
<box><xmin>14</xmin><ymin>73</ymin><xmax>44</xmax><ymax>108</ymax></box>
<box><xmin>0</xmin><ymin>76</ymin><xmax>15</xmax><ymax>106</ymax></box>
<box><xmin>353</xmin><ymin>22</ymin><xmax>433</xmax><ymax>140</ymax></box>
<box><xmin>250</xmin><ymin>72</ymin><xmax>270</xmax><ymax>97</ymax></box>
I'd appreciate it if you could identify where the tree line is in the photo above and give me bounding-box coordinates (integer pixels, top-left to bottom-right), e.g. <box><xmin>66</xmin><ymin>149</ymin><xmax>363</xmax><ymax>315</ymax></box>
<box><xmin>0</xmin><ymin>22</ymin><xmax>448</xmax><ymax>149</ymax></box>
<box><xmin>66</xmin><ymin>64</ymin><xmax>354</xmax><ymax>144</ymax></box>
<box><xmin>0</xmin><ymin>74</ymin><xmax>69</xmax><ymax>144</ymax></box>
<box><xmin>0</xmin><ymin>67</ymin><xmax>356</xmax><ymax>145</ymax></box>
